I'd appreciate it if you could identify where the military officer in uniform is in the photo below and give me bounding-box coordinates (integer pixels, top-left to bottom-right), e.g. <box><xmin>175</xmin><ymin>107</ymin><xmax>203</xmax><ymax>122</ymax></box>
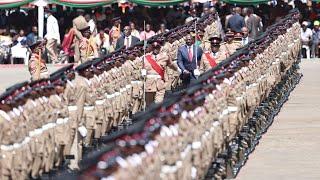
<box><xmin>142</xmin><ymin>40</ymin><xmax>176</xmax><ymax>105</ymax></box>
<box><xmin>79</xmin><ymin>25</ymin><xmax>98</xmax><ymax>63</ymax></box>
<box><xmin>28</xmin><ymin>40</ymin><xmax>49</xmax><ymax>81</ymax></box>
<box><xmin>199</xmin><ymin>36</ymin><xmax>227</xmax><ymax>74</ymax></box>
<box><xmin>72</xmin><ymin>10</ymin><xmax>87</xmax><ymax>64</ymax></box>
<box><xmin>221</xmin><ymin>30</ymin><xmax>242</xmax><ymax>56</ymax></box>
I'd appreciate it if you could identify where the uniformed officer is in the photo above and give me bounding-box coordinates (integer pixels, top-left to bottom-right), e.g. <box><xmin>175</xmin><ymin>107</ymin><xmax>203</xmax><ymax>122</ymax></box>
<box><xmin>199</xmin><ymin>36</ymin><xmax>227</xmax><ymax>73</ymax></box>
<box><xmin>72</xmin><ymin>9</ymin><xmax>87</xmax><ymax>64</ymax></box>
<box><xmin>221</xmin><ymin>30</ymin><xmax>242</xmax><ymax>56</ymax></box>
<box><xmin>79</xmin><ymin>25</ymin><xmax>98</xmax><ymax>63</ymax></box>
<box><xmin>28</xmin><ymin>40</ymin><xmax>49</xmax><ymax>81</ymax></box>
<box><xmin>142</xmin><ymin>40</ymin><xmax>176</xmax><ymax>105</ymax></box>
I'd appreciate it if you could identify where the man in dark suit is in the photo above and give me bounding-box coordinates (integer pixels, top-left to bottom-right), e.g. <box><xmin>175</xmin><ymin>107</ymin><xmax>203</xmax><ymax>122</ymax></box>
<box><xmin>227</xmin><ymin>7</ymin><xmax>245</xmax><ymax>33</ymax></box>
<box><xmin>177</xmin><ymin>34</ymin><xmax>203</xmax><ymax>87</ymax></box>
<box><xmin>115</xmin><ymin>26</ymin><xmax>140</xmax><ymax>50</ymax></box>
<box><xmin>245</xmin><ymin>8</ymin><xmax>263</xmax><ymax>40</ymax></box>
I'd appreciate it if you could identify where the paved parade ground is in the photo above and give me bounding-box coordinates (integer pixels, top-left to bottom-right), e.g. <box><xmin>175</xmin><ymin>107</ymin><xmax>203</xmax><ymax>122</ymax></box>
<box><xmin>237</xmin><ymin>59</ymin><xmax>320</xmax><ymax>180</ymax></box>
<box><xmin>0</xmin><ymin>60</ymin><xmax>320</xmax><ymax>179</ymax></box>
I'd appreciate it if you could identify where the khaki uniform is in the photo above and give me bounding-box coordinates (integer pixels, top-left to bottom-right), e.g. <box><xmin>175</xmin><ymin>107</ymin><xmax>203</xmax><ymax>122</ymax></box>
<box><xmin>28</xmin><ymin>53</ymin><xmax>49</xmax><ymax>81</ymax></box>
<box><xmin>72</xmin><ymin>15</ymin><xmax>87</xmax><ymax>63</ymax></box>
<box><xmin>79</xmin><ymin>37</ymin><xmax>98</xmax><ymax>63</ymax></box>
<box><xmin>199</xmin><ymin>51</ymin><xmax>227</xmax><ymax>73</ymax></box>
<box><xmin>144</xmin><ymin>53</ymin><xmax>171</xmax><ymax>105</ymax></box>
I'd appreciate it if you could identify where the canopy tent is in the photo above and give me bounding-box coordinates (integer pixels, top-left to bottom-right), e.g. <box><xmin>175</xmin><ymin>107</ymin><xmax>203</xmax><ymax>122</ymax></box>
<box><xmin>0</xmin><ymin>0</ymin><xmax>35</xmax><ymax>9</ymax></box>
<box><xmin>129</xmin><ymin>0</ymin><xmax>188</xmax><ymax>7</ymax></box>
<box><xmin>50</xmin><ymin>0</ymin><xmax>116</xmax><ymax>8</ymax></box>
<box><xmin>222</xmin><ymin>0</ymin><xmax>270</xmax><ymax>5</ymax></box>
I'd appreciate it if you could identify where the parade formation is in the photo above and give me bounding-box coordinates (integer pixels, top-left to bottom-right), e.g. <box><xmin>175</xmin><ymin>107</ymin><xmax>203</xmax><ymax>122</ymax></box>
<box><xmin>0</xmin><ymin>5</ymin><xmax>303</xmax><ymax>180</ymax></box>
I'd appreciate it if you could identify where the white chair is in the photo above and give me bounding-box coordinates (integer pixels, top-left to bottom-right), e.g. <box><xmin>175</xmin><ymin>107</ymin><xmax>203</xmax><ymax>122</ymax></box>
<box><xmin>11</xmin><ymin>44</ymin><xmax>30</xmax><ymax>65</ymax></box>
<box><xmin>302</xmin><ymin>44</ymin><xmax>311</xmax><ymax>59</ymax></box>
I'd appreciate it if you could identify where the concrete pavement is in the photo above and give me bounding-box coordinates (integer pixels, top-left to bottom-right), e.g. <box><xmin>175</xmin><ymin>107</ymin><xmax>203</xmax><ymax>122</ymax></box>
<box><xmin>236</xmin><ymin>59</ymin><xmax>320</xmax><ymax>180</ymax></box>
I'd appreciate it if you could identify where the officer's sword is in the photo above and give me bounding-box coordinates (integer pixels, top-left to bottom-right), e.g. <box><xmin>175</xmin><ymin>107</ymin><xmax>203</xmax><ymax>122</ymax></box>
<box><xmin>142</xmin><ymin>20</ymin><xmax>147</xmax><ymax>111</ymax></box>
<box><xmin>194</xmin><ymin>20</ymin><xmax>199</xmax><ymax>79</ymax></box>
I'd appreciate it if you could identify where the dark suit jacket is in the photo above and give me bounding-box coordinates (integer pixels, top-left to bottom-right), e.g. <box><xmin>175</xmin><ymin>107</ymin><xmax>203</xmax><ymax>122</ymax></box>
<box><xmin>177</xmin><ymin>44</ymin><xmax>203</xmax><ymax>74</ymax></box>
<box><xmin>115</xmin><ymin>35</ymin><xmax>140</xmax><ymax>50</ymax></box>
<box><xmin>227</xmin><ymin>14</ymin><xmax>245</xmax><ymax>33</ymax></box>
<box><xmin>246</xmin><ymin>14</ymin><xmax>262</xmax><ymax>40</ymax></box>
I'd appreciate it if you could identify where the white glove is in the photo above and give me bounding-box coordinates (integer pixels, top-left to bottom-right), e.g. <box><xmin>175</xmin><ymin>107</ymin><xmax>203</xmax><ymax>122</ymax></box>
<box><xmin>141</xmin><ymin>69</ymin><xmax>147</xmax><ymax>76</ymax></box>
<box><xmin>78</xmin><ymin>126</ymin><xmax>88</xmax><ymax>137</ymax></box>
<box><xmin>193</xmin><ymin>69</ymin><xmax>200</xmax><ymax>76</ymax></box>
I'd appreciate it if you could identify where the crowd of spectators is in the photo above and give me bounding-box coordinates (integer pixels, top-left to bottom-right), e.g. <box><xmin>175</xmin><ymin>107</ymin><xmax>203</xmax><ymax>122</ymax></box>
<box><xmin>0</xmin><ymin>0</ymin><xmax>318</xmax><ymax>64</ymax></box>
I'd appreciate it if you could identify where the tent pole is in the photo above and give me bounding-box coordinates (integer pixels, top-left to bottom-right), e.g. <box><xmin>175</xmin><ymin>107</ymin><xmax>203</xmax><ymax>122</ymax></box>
<box><xmin>38</xmin><ymin>5</ymin><xmax>44</xmax><ymax>39</ymax></box>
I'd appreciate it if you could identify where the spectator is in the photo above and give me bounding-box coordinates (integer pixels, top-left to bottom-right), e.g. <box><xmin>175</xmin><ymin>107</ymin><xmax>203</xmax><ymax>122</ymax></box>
<box><xmin>140</xmin><ymin>23</ymin><xmax>155</xmax><ymax>41</ymax></box>
<box><xmin>185</xmin><ymin>8</ymin><xmax>198</xmax><ymax>23</ymax></box>
<box><xmin>301</xmin><ymin>21</ymin><xmax>313</xmax><ymax>58</ymax></box>
<box><xmin>201</xmin><ymin>6</ymin><xmax>210</xmax><ymax>17</ymax></box>
<box><xmin>157</xmin><ymin>23</ymin><xmax>169</xmax><ymax>35</ymax></box>
<box><xmin>225</xmin><ymin>7</ymin><xmax>235</xmax><ymax>30</ymax></box>
<box><xmin>85</xmin><ymin>14</ymin><xmax>97</xmax><ymax>36</ymax></box>
<box><xmin>116</xmin><ymin>26</ymin><xmax>139</xmax><ymax>50</ymax></box>
<box><xmin>241</xmin><ymin>27</ymin><xmax>253</xmax><ymax>45</ymax></box>
<box><xmin>44</xmin><ymin>9</ymin><xmax>60</xmax><ymax>63</ymax></box>
<box><xmin>26</xmin><ymin>26</ymin><xmax>38</xmax><ymax>46</ymax></box>
<box><xmin>245</xmin><ymin>8</ymin><xmax>263</xmax><ymax>40</ymax></box>
<box><xmin>18</xmin><ymin>29</ymin><xmax>27</xmax><ymax>46</ymax></box>
<box><xmin>129</xmin><ymin>22</ymin><xmax>140</xmax><ymax>38</ymax></box>
<box><xmin>95</xmin><ymin>29</ymin><xmax>111</xmax><ymax>54</ymax></box>
<box><xmin>312</xmin><ymin>20</ymin><xmax>320</xmax><ymax>58</ymax></box>
<box><xmin>0</xmin><ymin>10</ymin><xmax>7</xmax><ymax>29</ymax></box>
<box><xmin>227</xmin><ymin>7</ymin><xmax>245</xmax><ymax>33</ymax></box>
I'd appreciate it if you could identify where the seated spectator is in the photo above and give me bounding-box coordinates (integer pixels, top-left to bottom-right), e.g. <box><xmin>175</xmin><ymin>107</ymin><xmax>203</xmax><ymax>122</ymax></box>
<box><xmin>95</xmin><ymin>29</ymin><xmax>111</xmax><ymax>55</ymax></box>
<box><xmin>301</xmin><ymin>21</ymin><xmax>313</xmax><ymax>58</ymax></box>
<box><xmin>26</xmin><ymin>26</ymin><xmax>39</xmax><ymax>46</ymax></box>
<box><xmin>140</xmin><ymin>23</ymin><xmax>155</xmax><ymax>41</ymax></box>
<box><xmin>312</xmin><ymin>20</ymin><xmax>320</xmax><ymax>58</ymax></box>
<box><xmin>18</xmin><ymin>29</ymin><xmax>27</xmax><ymax>46</ymax></box>
<box><xmin>157</xmin><ymin>23</ymin><xmax>169</xmax><ymax>35</ymax></box>
<box><xmin>129</xmin><ymin>21</ymin><xmax>140</xmax><ymax>38</ymax></box>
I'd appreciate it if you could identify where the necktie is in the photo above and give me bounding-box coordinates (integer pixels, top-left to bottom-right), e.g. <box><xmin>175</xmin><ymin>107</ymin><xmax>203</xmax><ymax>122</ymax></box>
<box><xmin>188</xmin><ymin>46</ymin><xmax>193</xmax><ymax>62</ymax></box>
<box><xmin>126</xmin><ymin>37</ymin><xmax>129</xmax><ymax>49</ymax></box>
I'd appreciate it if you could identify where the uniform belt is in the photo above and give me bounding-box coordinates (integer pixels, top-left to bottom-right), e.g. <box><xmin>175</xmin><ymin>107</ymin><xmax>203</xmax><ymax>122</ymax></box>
<box><xmin>131</xmin><ymin>81</ymin><xmax>142</xmax><ymax>84</ymax></box>
<box><xmin>56</xmin><ymin>118</ymin><xmax>68</xmax><ymax>124</ymax></box>
<box><xmin>221</xmin><ymin>109</ymin><xmax>229</xmax><ymax>116</ymax></box>
<box><xmin>120</xmin><ymin>88</ymin><xmax>126</xmax><ymax>93</ymax></box>
<box><xmin>68</xmin><ymin>105</ymin><xmax>78</xmax><ymax>111</ymax></box>
<box><xmin>228</xmin><ymin>106</ymin><xmax>238</xmax><ymax>112</ymax></box>
<box><xmin>1</xmin><ymin>145</ymin><xmax>13</xmax><ymax>151</ymax></box>
<box><xmin>146</xmin><ymin>74</ymin><xmax>161</xmax><ymax>79</ymax></box>
<box><xmin>84</xmin><ymin>106</ymin><xmax>95</xmax><ymax>111</ymax></box>
<box><xmin>126</xmin><ymin>85</ymin><xmax>132</xmax><ymax>89</ymax></box>
<box><xmin>105</xmin><ymin>94</ymin><xmax>115</xmax><ymax>99</ymax></box>
<box><xmin>192</xmin><ymin>141</ymin><xmax>202</xmax><ymax>149</ymax></box>
<box><xmin>95</xmin><ymin>99</ymin><xmax>105</xmax><ymax>105</ymax></box>
<box><xmin>162</xmin><ymin>165</ymin><xmax>177</xmax><ymax>173</ymax></box>
<box><xmin>13</xmin><ymin>143</ymin><xmax>22</xmax><ymax>149</ymax></box>
<box><xmin>114</xmin><ymin>92</ymin><xmax>121</xmax><ymax>96</ymax></box>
